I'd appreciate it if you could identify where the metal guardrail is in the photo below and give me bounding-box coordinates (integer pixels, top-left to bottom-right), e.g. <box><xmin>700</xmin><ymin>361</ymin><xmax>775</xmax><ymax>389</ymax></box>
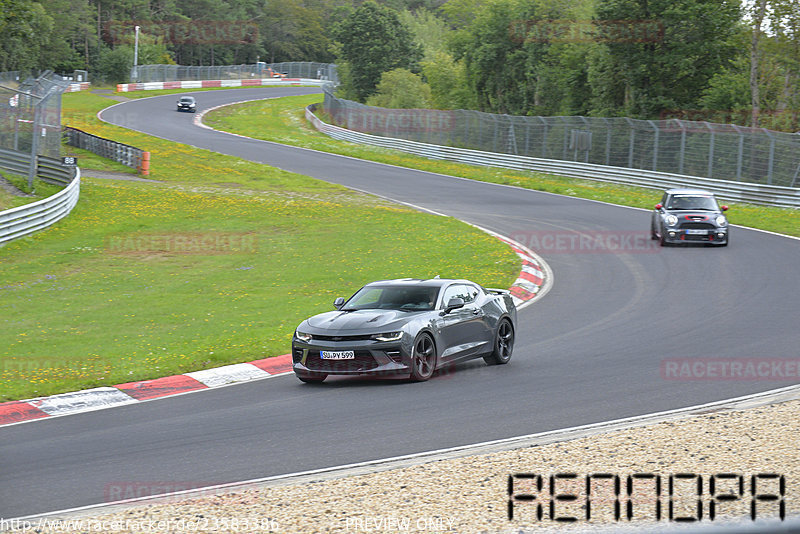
<box><xmin>0</xmin><ymin>167</ymin><xmax>81</xmax><ymax>246</ymax></box>
<box><xmin>63</xmin><ymin>127</ymin><xmax>148</xmax><ymax>174</ymax></box>
<box><xmin>0</xmin><ymin>147</ymin><xmax>76</xmax><ymax>184</ymax></box>
<box><xmin>306</xmin><ymin>105</ymin><xmax>800</xmax><ymax>208</ymax></box>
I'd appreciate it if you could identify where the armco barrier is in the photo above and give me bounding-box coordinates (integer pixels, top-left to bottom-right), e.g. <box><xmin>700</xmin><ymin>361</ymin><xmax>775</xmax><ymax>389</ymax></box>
<box><xmin>64</xmin><ymin>127</ymin><xmax>149</xmax><ymax>175</ymax></box>
<box><xmin>117</xmin><ymin>77</ymin><xmax>328</xmax><ymax>92</ymax></box>
<box><xmin>0</xmin><ymin>147</ymin><xmax>77</xmax><ymax>185</ymax></box>
<box><xmin>0</xmin><ymin>168</ymin><xmax>80</xmax><ymax>246</ymax></box>
<box><xmin>306</xmin><ymin>106</ymin><xmax>800</xmax><ymax>208</ymax></box>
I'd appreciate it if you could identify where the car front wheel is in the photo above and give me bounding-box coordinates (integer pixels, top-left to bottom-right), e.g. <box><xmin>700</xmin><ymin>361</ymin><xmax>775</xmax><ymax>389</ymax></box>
<box><xmin>484</xmin><ymin>319</ymin><xmax>514</xmax><ymax>365</ymax></box>
<box><xmin>409</xmin><ymin>333</ymin><xmax>436</xmax><ymax>381</ymax></box>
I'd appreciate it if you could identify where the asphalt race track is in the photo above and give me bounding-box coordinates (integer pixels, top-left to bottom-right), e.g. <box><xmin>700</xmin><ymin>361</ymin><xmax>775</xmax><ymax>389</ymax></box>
<box><xmin>2</xmin><ymin>87</ymin><xmax>799</xmax><ymax>518</ymax></box>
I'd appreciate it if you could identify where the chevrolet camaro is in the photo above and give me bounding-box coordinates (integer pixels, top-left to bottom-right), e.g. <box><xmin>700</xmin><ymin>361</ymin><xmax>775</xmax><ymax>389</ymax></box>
<box><xmin>291</xmin><ymin>278</ymin><xmax>517</xmax><ymax>383</ymax></box>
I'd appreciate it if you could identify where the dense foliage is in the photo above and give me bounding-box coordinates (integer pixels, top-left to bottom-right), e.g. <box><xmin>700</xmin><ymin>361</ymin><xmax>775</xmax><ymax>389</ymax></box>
<box><xmin>0</xmin><ymin>0</ymin><xmax>797</xmax><ymax>130</ymax></box>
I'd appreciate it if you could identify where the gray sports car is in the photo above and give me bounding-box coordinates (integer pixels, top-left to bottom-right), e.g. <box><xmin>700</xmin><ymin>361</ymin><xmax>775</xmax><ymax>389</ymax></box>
<box><xmin>291</xmin><ymin>278</ymin><xmax>517</xmax><ymax>383</ymax></box>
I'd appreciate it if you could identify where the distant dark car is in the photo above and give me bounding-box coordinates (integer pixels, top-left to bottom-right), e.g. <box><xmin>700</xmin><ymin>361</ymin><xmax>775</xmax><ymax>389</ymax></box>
<box><xmin>291</xmin><ymin>278</ymin><xmax>517</xmax><ymax>383</ymax></box>
<box><xmin>176</xmin><ymin>96</ymin><xmax>196</xmax><ymax>113</ymax></box>
<box><xmin>651</xmin><ymin>188</ymin><xmax>729</xmax><ymax>246</ymax></box>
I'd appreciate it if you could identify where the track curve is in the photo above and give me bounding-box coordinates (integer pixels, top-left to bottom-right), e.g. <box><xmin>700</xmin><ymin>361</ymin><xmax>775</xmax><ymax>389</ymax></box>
<box><xmin>2</xmin><ymin>87</ymin><xmax>798</xmax><ymax>518</ymax></box>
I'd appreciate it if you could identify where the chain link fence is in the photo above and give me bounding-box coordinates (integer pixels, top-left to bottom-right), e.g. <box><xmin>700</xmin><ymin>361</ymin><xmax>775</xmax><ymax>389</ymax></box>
<box><xmin>0</xmin><ymin>71</ymin><xmax>68</xmax><ymax>159</ymax></box>
<box><xmin>323</xmin><ymin>87</ymin><xmax>800</xmax><ymax>188</ymax></box>
<box><xmin>0</xmin><ymin>71</ymin><xmax>70</xmax><ymax>187</ymax></box>
<box><xmin>132</xmin><ymin>62</ymin><xmax>337</xmax><ymax>83</ymax></box>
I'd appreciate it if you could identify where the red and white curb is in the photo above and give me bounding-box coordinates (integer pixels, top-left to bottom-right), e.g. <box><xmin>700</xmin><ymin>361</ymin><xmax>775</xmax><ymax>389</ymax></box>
<box><xmin>0</xmin><ymin>232</ymin><xmax>550</xmax><ymax>427</ymax></box>
<box><xmin>0</xmin><ymin>355</ymin><xmax>293</xmax><ymax>427</ymax></box>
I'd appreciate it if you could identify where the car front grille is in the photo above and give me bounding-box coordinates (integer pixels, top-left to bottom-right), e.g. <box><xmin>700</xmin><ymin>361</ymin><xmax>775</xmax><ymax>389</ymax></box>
<box><xmin>311</xmin><ymin>334</ymin><xmax>374</xmax><ymax>342</ymax></box>
<box><xmin>680</xmin><ymin>222</ymin><xmax>716</xmax><ymax>230</ymax></box>
<box><xmin>305</xmin><ymin>351</ymin><xmax>378</xmax><ymax>372</ymax></box>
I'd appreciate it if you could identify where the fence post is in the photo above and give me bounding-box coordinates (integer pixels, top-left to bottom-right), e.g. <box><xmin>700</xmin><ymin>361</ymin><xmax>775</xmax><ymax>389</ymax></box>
<box><xmin>766</xmin><ymin>130</ymin><xmax>775</xmax><ymax>184</ymax></box>
<box><xmin>538</xmin><ymin>117</ymin><xmax>548</xmax><ymax>158</ymax></box>
<box><xmin>704</xmin><ymin>122</ymin><xmax>715</xmax><ymax>178</ymax></box>
<box><xmin>624</xmin><ymin>118</ymin><xmax>635</xmax><ymax>168</ymax></box>
<box><xmin>732</xmin><ymin>124</ymin><xmax>744</xmax><ymax>180</ymax></box>
<box><xmin>602</xmin><ymin>117</ymin><xmax>611</xmax><ymax>166</ymax></box>
<box><xmin>648</xmin><ymin>120</ymin><xmax>658</xmax><ymax>170</ymax></box>
<box><xmin>27</xmin><ymin>101</ymin><xmax>42</xmax><ymax>189</ymax></box>
<box><xmin>677</xmin><ymin>119</ymin><xmax>687</xmax><ymax>175</ymax></box>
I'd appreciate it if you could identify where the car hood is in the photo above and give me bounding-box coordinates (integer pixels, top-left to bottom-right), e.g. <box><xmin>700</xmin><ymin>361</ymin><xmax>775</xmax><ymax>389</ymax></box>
<box><xmin>303</xmin><ymin>309</ymin><xmax>421</xmax><ymax>332</ymax></box>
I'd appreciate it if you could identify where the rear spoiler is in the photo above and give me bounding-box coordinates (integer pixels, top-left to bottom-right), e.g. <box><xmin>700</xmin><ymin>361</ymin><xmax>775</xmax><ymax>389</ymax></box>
<box><xmin>486</xmin><ymin>288</ymin><xmax>510</xmax><ymax>295</ymax></box>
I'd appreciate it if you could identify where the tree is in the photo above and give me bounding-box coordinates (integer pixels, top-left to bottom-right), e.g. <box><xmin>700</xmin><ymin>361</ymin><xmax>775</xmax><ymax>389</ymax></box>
<box><xmin>420</xmin><ymin>51</ymin><xmax>476</xmax><ymax>109</ymax></box>
<box><xmin>593</xmin><ymin>0</ymin><xmax>741</xmax><ymax>118</ymax></box>
<box><xmin>0</xmin><ymin>0</ymin><xmax>54</xmax><ymax>71</ymax></box>
<box><xmin>366</xmin><ymin>68</ymin><xmax>432</xmax><ymax>108</ymax></box>
<box><xmin>333</xmin><ymin>1</ymin><xmax>422</xmax><ymax>102</ymax></box>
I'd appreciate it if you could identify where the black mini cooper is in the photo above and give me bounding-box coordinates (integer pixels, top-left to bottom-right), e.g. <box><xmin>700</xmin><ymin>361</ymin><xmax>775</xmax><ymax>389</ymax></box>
<box><xmin>651</xmin><ymin>188</ymin><xmax>729</xmax><ymax>246</ymax></box>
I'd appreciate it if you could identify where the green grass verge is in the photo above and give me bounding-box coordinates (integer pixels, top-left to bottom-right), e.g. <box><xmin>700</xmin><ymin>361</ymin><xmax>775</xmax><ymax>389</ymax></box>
<box><xmin>0</xmin><ymin>92</ymin><xmax>519</xmax><ymax>402</ymax></box>
<box><xmin>204</xmin><ymin>95</ymin><xmax>800</xmax><ymax>237</ymax></box>
<box><xmin>0</xmin><ymin>172</ymin><xmax>63</xmax><ymax>211</ymax></box>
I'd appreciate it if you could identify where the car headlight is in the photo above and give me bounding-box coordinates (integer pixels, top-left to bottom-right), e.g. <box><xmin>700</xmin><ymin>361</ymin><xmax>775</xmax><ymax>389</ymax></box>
<box><xmin>665</xmin><ymin>215</ymin><xmax>678</xmax><ymax>226</ymax></box>
<box><xmin>715</xmin><ymin>215</ymin><xmax>727</xmax><ymax>226</ymax></box>
<box><xmin>295</xmin><ymin>331</ymin><xmax>312</xmax><ymax>343</ymax></box>
<box><xmin>372</xmin><ymin>332</ymin><xmax>403</xmax><ymax>342</ymax></box>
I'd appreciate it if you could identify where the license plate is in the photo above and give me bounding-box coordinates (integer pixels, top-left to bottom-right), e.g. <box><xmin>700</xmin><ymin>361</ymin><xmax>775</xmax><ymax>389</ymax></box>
<box><xmin>686</xmin><ymin>229</ymin><xmax>707</xmax><ymax>235</ymax></box>
<box><xmin>321</xmin><ymin>350</ymin><xmax>355</xmax><ymax>360</ymax></box>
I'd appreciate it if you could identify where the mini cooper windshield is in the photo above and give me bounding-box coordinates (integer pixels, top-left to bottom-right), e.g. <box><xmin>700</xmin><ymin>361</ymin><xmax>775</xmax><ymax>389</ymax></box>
<box><xmin>666</xmin><ymin>195</ymin><xmax>718</xmax><ymax>211</ymax></box>
<box><xmin>342</xmin><ymin>285</ymin><xmax>439</xmax><ymax>312</ymax></box>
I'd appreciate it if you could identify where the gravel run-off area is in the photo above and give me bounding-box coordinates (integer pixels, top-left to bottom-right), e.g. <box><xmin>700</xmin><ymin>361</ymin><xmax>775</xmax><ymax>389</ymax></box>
<box><xmin>12</xmin><ymin>396</ymin><xmax>799</xmax><ymax>534</ymax></box>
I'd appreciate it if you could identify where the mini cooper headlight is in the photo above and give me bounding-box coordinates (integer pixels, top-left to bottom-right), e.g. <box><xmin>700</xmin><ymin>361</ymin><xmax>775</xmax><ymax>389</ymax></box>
<box><xmin>372</xmin><ymin>331</ymin><xmax>403</xmax><ymax>342</ymax></box>
<box><xmin>295</xmin><ymin>331</ymin><xmax>312</xmax><ymax>343</ymax></box>
<box><xmin>715</xmin><ymin>215</ymin><xmax>727</xmax><ymax>226</ymax></box>
<box><xmin>665</xmin><ymin>215</ymin><xmax>678</xmax><ymax>226</ymax></box>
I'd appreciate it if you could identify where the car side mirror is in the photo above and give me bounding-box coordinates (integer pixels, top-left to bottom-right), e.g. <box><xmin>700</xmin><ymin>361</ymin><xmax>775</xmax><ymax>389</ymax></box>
<box><xmin>721</xmin><ymin>205</ymin><xmax>728</xmax><ymax>211</ymax></box>
<box><xmin>655</xmin><ymin>203</ymin><xmax>663</xmax><ymax>210</ymax></box>
<box><xmin>440</xmin><ymin>297</ymin><xmax>465</xmax><ymax>315</ymax></box>
<box><xmin>333</xmin><ymin>297</ymin><xmax>345</xmax><ymax>310</ymax></box>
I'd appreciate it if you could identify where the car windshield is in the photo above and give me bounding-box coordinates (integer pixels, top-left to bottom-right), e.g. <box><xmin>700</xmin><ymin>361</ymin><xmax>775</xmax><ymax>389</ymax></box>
<box><xmin>180</xmin><ymin>97</ymin><xmax>194</xmax><ymax>103</ymax></box>
<box><xmin>666</xmin><ymin>195</ymin><xmax>718</xmax><ymax>210</ymax></box>
<box><xmin>342</xmin><ymin>285</ymin><xmax>439</xmax><ymax>312</ymax></box>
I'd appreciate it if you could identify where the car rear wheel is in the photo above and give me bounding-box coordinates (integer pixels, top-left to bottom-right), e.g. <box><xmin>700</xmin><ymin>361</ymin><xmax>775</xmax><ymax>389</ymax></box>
<box><xmin>296</xmin><ymin>373</ymin><xmax>326</xmax><ymax>384</ymax></box>
<box><xmin>409</xmin><ymin>333</ymin><xmax>436</xmax><ymax>381</ymax></box>
<box><xmin>484</xmin><ymin>319</ymin><xmax>514</xmax><ymax>365</ymax></box>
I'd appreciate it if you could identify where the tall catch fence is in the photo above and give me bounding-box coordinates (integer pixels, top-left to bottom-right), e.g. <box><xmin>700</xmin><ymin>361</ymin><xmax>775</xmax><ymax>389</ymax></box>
<box><xmin>132</xmin><ymin>62</ymin><xmax>337</xmax><ymax>83</ymax></box>
<box><xmin>0</xmin><ymin>71</ymin><xmax>72</xmax><ymax>188</ymax></box>
<box><xmin>0</xmin><ymin>71</ymin><xmax>69</xmax><ymax>159</ymax></box>
<box><xmin>323</xmin><ymin>87</ymin><xmax>800</xmax><ymax>189</ymax></box>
